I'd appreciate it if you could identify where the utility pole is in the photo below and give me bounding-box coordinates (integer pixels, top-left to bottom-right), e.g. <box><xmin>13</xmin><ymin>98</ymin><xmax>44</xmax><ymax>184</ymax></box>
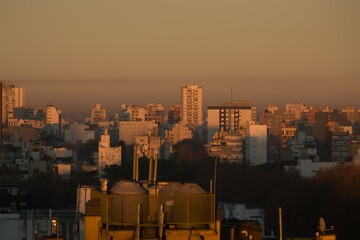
<box><xmin>279</xmin><ymin>207</ymin><xmax>283</xmax><ymax>240</ymax></box>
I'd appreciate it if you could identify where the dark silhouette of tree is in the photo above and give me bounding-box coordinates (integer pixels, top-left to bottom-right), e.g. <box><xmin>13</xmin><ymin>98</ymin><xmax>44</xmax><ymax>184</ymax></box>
<box><xmin>169</xmin><ymin>139</ymin><xmax>214</xmax><ymax>190</ymax></box>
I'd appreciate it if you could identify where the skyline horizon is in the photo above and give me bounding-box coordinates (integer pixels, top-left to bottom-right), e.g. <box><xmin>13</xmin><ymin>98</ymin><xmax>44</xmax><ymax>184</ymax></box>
<box><xmin>7</xmin><ymin>79</ymin><xmax>360</xmax><ymax>118</ymax></box>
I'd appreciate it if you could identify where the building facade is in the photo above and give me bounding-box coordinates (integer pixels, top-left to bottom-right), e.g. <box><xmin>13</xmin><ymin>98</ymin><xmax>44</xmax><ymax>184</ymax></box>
<box><xmin>91</xmin><ymin>104</ymin><xmax>107</xmax><ymax>124</ymax></box>
<box><xmin>246</xmin><ymin>124</ymin><xmax>267</xmax><ymax>166</ymax></box>
<box><xmin>1</xmin><ymin>82</ymin><xmax>25</xmax><ymax>125</ymax></box>
<box><xmin>207</xmin><ymin>101</ymin><xmax>255</xmax><ymax>143</ymax></box>
<box><xmin>181</xmin><ymin>84</ymin><xmax>203</xmax><ymax>130</ymax></box>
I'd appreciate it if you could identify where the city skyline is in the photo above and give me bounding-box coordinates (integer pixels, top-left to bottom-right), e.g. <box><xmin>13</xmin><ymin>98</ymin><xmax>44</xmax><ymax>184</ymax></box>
<box><xmin>1</xmin><ymin>0</ymin><xmax>359</xmax><ymax>115</ymax></box>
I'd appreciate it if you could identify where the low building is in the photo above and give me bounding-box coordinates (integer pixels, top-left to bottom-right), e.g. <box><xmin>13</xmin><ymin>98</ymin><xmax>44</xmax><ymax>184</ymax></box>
<box><xmin>206</xmin><ymin>131</ymin><xmax>244</xmax><ymax>164</ymax></box>
<box><xmin>118</xmin><ymin>121</ymin><xmax>158</xmax><ymax>145</ymax></box>
<box><xmin>64</xmin><ymin>122</ymin><xmax>95</xmax><ymax>145</ymax></box>
<box><xmin>98</xmin><ymin>129</ymin><xmax>122</xmax><ymax>169</ymax></box>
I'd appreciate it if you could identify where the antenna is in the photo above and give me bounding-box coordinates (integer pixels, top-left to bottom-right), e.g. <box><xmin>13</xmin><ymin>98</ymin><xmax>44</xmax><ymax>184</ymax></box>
<box><xmin>230</xmin><ymin>86</ymin><xmax>233</xmax><ymax>103</ymax></box>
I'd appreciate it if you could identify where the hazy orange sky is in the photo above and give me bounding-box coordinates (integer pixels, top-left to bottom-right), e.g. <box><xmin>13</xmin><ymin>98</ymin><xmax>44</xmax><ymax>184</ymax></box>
<box><xmin>1</xmin><ymin>0</ymin><xmax>359</xmax><ymax>115</ymax></box>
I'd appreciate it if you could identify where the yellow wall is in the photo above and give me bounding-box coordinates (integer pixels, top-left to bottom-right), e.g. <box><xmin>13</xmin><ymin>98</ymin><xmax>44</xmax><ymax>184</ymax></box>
<box><xmin>84</xmin><ymin>216</ymin><xmax>101</xmax><ymax>240</ymax></box>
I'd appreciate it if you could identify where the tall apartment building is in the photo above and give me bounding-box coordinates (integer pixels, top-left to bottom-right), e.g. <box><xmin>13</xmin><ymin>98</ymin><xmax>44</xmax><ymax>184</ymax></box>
<box><xmin>91</xmin><ymin>104</ymin><xmax>107</xmax><ymax>124</ymax></box>
<box><xmin>207</xmin><ymin>101</ymin><xmax>256</xmax><ymax>143</ymax></box>
<box><xmin>181</xmin><ymin>84</ymin><xmax>203</xmax><ymax>130</ymax></box>
<box><xmin>1</xmin><ymin>81</ymin><xmax>25</xmax><ymax>125</ymax></box>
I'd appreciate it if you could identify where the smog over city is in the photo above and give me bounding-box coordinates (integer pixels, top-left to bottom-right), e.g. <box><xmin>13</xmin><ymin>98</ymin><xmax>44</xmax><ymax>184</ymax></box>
<box><xmin>1</xmin><ymin>1</ymin><xmax>360</xmax><ymax>240</ymax></box>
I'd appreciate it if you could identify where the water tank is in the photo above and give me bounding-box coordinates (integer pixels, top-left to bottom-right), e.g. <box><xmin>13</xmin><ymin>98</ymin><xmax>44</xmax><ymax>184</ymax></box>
<box><xmin>110</xmin><ymin>180</ymin><xmax>147</xmax><ymax>194</ymax></box>
<box><xmin>159</xmin><ymin>183</ymin><xmax>211</xmax><ymax>229</ymax></box>
<box><xmin>109</xmin><ymin>181</ymin><xmax>148</xmax><ymax>224</ymax></box>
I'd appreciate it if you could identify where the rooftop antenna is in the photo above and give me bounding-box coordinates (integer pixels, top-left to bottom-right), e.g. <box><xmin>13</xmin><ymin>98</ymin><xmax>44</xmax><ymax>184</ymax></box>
<box><xmin>230</xmin><ymin>86</ymin><xmax>233</xmax><ymax>103</ymax></box>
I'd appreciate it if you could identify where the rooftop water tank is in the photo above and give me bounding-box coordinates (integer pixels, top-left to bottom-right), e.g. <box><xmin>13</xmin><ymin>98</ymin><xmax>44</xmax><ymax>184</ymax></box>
<box><xmin>110</xmin><ymin>180</ymin><xmax>147</xmax><ymax>194</ymax></box>
<box><xmin>108</xmin><ymin>181</ymin><xmax>148</xmax><ymax>224</ymax></box>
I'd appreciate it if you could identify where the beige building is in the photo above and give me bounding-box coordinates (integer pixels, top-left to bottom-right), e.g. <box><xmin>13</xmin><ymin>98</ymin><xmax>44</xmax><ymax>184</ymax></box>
<box><xmin>285</xmin><ymin>103</ymin><xmax>309</xmax><ymax>120</ymax></box>
<box><xmin>91</xmin><ymin>104</ymin><xmax>107</xmax><ymax>124</ymax></box>
<box><xmin>167</xmin><ymin>121</ymin><xmax>192</xmax><ymax>144</ymax></box>
<box><xmin>119</xmin><ymin>121</ymin><xmax>158</xmax><ymax>145</ymax></box>
<box><xmin>64</xmin><ymin>122</ymin><xmax>95</xmax><ymax>145</ymax></box>
<box><xmin>181</xmin><ymin>84</ymin><xmax>203</xmax><ymax>130</ymax></box>
<box><xmin>1</xmin><ymin>81</ymin><xmax>25</xmax><ymax>125</ymax></box>
<box><xmin>98</xmin><ymin>129</ymin><xmax>121</xmax><ymax>169</ymax></box>
<box><xmin>206</xmin><ymin>131</ymin><xmax>245</xmax><ymax>164</ymax></box>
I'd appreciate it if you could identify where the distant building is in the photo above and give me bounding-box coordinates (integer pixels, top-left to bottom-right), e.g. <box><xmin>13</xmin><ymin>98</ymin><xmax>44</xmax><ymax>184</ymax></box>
<box><xmin>1</xmin><ymin>81</ymin><xmax>25</xmax><ymax>125</ymax></box>
<box><xmin>207</xmin><ymin>101</ymin><xmax>255</xmax><ymax>143</ymax></box>
<box><xmin>64</xmin><ymin>122</ymin><xmax>95</xmax><ymax>145</ymax></box>
<box><xmin>285</xmin><ymin>123</ymin><xmax>318</xmax><ymax>162</ymax></box>
<box><xmin>285</xmin><ymin>103</ymin><xmax>309</xmax><ymax>120</ymax></box>
<box><xmin>331</xmin><ymin>130</ymin><xmax>351</xmax><ymax>162</ymax></box>
<box><xmin>206</xmin><ymin>131</ymin><xmax>244</xmax><ymax>164</ymax></box>
<box><xmin>166</xmin><ymin>121</ymin><xmax>192</xmax><ymax>144</ymax></box>
<box><xmin>98</xmin><ymin>129</ymin><xmax>121</xmax><ymax>169</ymax></box>
<box><xmin>285</xmin><ymin>159</ymin><xmax>338</xmax><ymax>178</ymax></box>
<box><xmin>118</xmin><ymin>121</ymin><xmax>158</xmax><ymax>145</ymax></box>
<box><xmin>218</xmin><ymin>202</ymin><xmax>265</xmax><ymax>236</ymax></box>
<box><xmin>168</xmin><ymin>104</ymin><xmax>181</xmax><ymax>124</ymax></box>
<box><xmin>91</xmin><ymin>104</ymin><xmax>107</xmax><ymax>124</ymax></box>
<box><xmin>145</xmin><ymin>103</ymin><xmax>165</xmax><ymax>124</ymax></box>
<box><xmin>126</xmin><ymin>105</ymin><xmax>147</xmax><ymax>121</ymax></box>
<box><xmin>45</xmin><ymin>105</ymin><xmax>62</xmax><ymax>138</ymax></box>
<box><xmin>181</xmin><ymin>84</ymin><xmax>203</xmax><ymax>130</ymax></box>
<box><xmin>341</xmin><ymin>106</ymin><xmax>360</xmax><ymax>124</ymax></box>
<box><xmin>280</xmin><ymin>126</ymin><xmax>297</xmax><ymax>149</ymax></box>
<box><xmin>260</xmin><ymin>109</ymin><xmax>294</xmax><ymax>136</ymax></box>
<box><xmin>246</xmin><ymin>124</ymin><xmax>267</xmax><ymax>166</ymax></box>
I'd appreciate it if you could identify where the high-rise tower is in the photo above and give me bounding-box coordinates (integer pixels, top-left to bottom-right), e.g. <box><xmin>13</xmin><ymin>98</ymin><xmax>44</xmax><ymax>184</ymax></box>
<box><xmin>181</xmin><ymin>84</ymin><xmax>203</xmax><ymax>130</ymax></box>
<box><xmin>1</xmin><ymin>81</ymin><xmax>25</xmax><ymax>125</ymax></box>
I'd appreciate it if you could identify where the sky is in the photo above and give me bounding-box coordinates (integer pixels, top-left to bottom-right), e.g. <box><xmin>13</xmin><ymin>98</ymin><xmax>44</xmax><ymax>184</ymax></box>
<box><xmin>1</xmin><ymin>0</ymin><xmax>359</xmax><ymax>116</ymax></box>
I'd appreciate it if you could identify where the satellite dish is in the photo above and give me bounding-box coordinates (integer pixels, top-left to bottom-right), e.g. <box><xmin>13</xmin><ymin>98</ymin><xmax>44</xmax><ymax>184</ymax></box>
<box><xmin>319</xmin><ymin>217</ymin><xmax>326</xmax><ymax>233</ymax></box>
<box><xmin>318</xmin><ymin>217</ymin><xmax>334</xmax><ymax>234</ymax></box>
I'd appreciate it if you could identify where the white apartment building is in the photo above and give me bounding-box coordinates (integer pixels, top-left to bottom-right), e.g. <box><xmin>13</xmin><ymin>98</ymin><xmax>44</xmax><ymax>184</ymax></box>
<box><xmin>64</xmin><ymin>122</ymin><xmax>95</xmax><ymax>145</ymax></box>
<box><xmin>181</xmin><ymin>84</ymin><xmax>203</xmax><ymax>130</ymax></box>
<box><xmin>91</xmin><ymin>104</ymin><xmax>107</xmax><ymax>124</ymax></box>
<box><xmin>98</xmin><ymin>129</ymin><xmax>121</xmax><ymax>169</ymax></box>
<box><xmin>119</xmin><ymin>121</ymin><xmax>158</xmax><ymax>145</ymax></box>
<box><xmin>167</xmin><ymin>121</ymin><xmax>192</xmax><ymax>144</ymax></box>
<box><xmin>246</xmin><ymin>124</ymin><xmax>267</xmax><ymax>166</ymax></box>
<box><xmin>206</xmin><ymin>131</ymin><xmax>245</xmax><ymax>164</ymax></box>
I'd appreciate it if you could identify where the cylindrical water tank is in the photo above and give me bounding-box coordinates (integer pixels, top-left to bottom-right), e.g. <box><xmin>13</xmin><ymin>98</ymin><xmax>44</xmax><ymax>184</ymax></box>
<box><xmin>109</xmin><ymin>181</ymin><xmax>148</xmax><ymax>224</ymax></box>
